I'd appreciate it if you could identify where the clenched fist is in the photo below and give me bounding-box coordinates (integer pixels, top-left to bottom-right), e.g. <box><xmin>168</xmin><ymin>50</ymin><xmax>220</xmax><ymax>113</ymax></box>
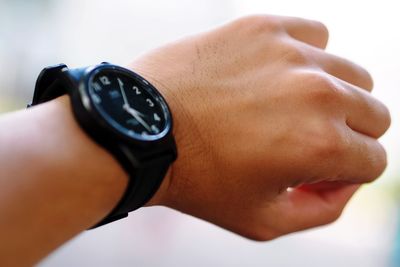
<box><xmin>131</xmin><ymin>15</ymin><xmax>390</xmax><ymax>240</ymax></box>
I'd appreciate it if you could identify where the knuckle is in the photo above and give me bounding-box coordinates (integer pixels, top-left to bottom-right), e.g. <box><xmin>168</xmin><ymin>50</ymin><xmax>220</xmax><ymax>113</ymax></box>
<box><xmin>302</xmin><ymin>72</ymin><xmax>344</xmax><ymax>104</ymax></box>
<box><xmin>235</xmin><ymin>15</ymin><xmax>283</xmax><ymax>34</ymax></box>
<box><xmin>281</xmin><ymin>44</ymin><xmax>310</xmax><ymax>65</ymax></box>
<box><xmin>282</xmin><ymin>17</ymin><xmax>329</xmax><ymax>47</ymax></box>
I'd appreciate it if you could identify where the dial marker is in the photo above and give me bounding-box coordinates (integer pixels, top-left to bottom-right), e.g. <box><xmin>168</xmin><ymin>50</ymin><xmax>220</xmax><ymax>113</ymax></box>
<box><xmin>92</xmin><ymin>93</ymin><xmax>101</xmax><ymax>104</ymax></box>
<box><xmin>100</xmin><ymin>76</ymin><xmax>111</xmax><ymax>85</ymax></box>
<box><xmin>92</xmin><ymin>82</ymin><xmax>102</xmax><ymax>92</ymax></box>
<box><xmin>146</xmin><ymin>98</ymin><xmax>154</xmax><ymax>107</ymax></box>
<box><xmin>151</xmin><ymin>125</ymin><xmax>160</xmax><ymax>134</ymax></box>
<box><xmin>154</xmin><ymin>113</ymin><xmax>161</xmax><ymax>121</ymax></box>
<box><xmin>132</xmin><ymin>86</ymin><xmax>141</xmax><ymax>95</ymax></box>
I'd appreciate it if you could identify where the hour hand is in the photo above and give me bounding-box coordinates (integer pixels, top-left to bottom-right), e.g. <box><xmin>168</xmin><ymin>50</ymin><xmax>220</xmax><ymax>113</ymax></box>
<box><xmin>123</xmin><ymin>104</ymin><xmax>145</xmax><ymax>118</ymax></box>
<box><xmin>124</xmin><ymin>106</ymin><xmax>152</xmax><ymax>132</ymax></box>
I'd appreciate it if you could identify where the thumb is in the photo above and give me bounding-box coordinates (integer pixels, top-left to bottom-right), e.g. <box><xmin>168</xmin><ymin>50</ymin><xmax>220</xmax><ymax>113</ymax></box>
<box><xmin>270</xmin><ymin>182</ymin><xmax>360</xmax><ymax>235</ymax></box>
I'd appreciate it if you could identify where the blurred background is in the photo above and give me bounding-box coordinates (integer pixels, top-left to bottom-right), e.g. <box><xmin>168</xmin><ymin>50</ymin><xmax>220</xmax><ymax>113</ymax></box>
<box><xmin>1</xmin><ymin>0</ymin><xmax>400</xmax><ymax>266</ymax></box>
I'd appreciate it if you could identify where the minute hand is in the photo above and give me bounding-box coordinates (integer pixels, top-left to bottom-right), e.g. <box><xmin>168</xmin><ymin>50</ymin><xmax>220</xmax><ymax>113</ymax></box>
<box><xmin>118</xmin><ymin>78</ymin><xmax>146</xmax><ymax>117</ymax></box>
<box><xmin>117</xmin><ymin>78</ymin><xmax>130</xmax><ymax>108</ymax></box>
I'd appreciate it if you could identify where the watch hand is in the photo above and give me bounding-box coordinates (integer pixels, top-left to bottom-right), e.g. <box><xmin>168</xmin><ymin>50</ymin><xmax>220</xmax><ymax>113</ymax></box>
<box><xmin>118</xmin><ymin>78</ymin><xmax>130</xmax><ymax>108</ymax></box>
<box><xmin>118</xmin><ymin>78</ymin><xmax>146</xmax><ymax>118</ymax></box>
<box><xmin>123</xmin><ymin>104</ymin><xmax>146</xmax><ymax>118</ymax></box>
<box><xmin>124</xmin><ymin>106</ymin><xmax>152</xmax><ymax>132</ymax></box>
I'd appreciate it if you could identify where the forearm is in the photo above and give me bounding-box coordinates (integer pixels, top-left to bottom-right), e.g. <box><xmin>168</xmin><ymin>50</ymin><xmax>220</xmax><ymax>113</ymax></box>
<box><xmin>0</xmin><ymin>96</ymin><xmax>128</xmax><ymax>266</ymax></box>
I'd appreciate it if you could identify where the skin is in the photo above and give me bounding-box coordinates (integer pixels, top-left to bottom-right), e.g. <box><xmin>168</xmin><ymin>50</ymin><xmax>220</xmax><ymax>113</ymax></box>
<box><xmin>0</xmin><ymin>15</ymin><xmax>391</xmax><ymax>266</ymax></box>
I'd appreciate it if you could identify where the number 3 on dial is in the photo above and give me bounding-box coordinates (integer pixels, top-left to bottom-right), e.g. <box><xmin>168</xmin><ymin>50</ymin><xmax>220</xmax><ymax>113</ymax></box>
<box><xmin>146</xmin><ymin>99</ymin><xmax>154</xmax><ymax>107</ymax></box>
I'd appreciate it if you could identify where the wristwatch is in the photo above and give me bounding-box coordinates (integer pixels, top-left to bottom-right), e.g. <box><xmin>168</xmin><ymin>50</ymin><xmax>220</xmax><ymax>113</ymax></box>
<box><xmin>28</xmin><ymin>63</ymin><xmax>177</xmax><ymax>227</ymax></box>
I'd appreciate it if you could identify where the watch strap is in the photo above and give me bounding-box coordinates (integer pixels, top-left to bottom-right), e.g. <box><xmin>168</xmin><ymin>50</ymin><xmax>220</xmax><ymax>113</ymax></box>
<box><xmin>93</xmin><ymin>152</ymin><xmax>173</xmax><ymax>227</ymax></box>
<box><xmin>29</xmin><ymin>64</ymin><xmax>176</xmax><ymax>228</ymax></box>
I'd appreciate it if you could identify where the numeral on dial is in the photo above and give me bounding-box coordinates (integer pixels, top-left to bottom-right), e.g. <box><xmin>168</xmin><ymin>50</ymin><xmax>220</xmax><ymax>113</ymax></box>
<box><xmin>92</xmin><ymin>82</ymin><xmax>102</xmax><ymax>92</ymax></box>
<box><xmin>146</xmin><ymin>98</ymin><xmax>154</xmax><ymax>107</ymax></box>
<box><xmin>100</xmin><ymin>76</ymin><xmax>111</xmax><ymax>85</ymax></box>
<box><xmin>132</xmin><ymin>86</ymin><xmax>141</xmax><ymax>95</ymax></box>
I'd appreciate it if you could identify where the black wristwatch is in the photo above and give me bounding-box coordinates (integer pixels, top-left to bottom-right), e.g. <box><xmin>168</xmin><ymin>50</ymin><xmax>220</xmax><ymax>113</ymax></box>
<box><xmin>28</xmin><ymin>63</ymin><xmax>177</xmax><ymax>227</ymax></box>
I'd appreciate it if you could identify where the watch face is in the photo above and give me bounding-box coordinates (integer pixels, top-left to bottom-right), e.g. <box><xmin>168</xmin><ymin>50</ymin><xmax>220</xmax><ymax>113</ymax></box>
<box><xmin>86</xmin><ymin>67</ymin><xmax>170</xmax><ymax>140</ymax></box>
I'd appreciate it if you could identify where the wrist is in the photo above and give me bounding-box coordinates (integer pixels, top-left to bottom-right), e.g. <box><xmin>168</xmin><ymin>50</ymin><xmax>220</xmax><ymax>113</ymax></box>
<box><xmin>0</xmin><ymin>96</ymin><xmax>129</xmax><ymax>265</ymax></box>
<box><xmin>129</xmin><ymin>54</ymin><xmax>215</xmax><ymax>213</ymax></box>
<box><xmin>127</xmin><ymin>65</ymin><xmax>175</xmax><ymax>208</ymax></box>
<box><xmin>144</xmin><ymin>168</ymin><xmax>172</xmax><ymax>206</ymax></box>
<box><xmin>34</xmin><ymin>96</ymin><xmax>129</xmax><ymax>227</ymax></box>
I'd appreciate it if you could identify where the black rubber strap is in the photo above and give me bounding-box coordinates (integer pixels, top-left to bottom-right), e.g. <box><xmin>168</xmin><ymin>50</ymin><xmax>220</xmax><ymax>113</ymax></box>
<box><xmin>93</xmin><ymin>153</ymin><xmax>173</xmax><ymax>227</ymax></box>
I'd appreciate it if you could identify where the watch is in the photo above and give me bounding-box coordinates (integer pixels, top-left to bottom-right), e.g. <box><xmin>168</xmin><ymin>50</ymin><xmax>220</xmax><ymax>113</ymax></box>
<box><xmin>28</xmin><ymin>63</ymin><xmax>177</xmax><ymax>227</ymax></box>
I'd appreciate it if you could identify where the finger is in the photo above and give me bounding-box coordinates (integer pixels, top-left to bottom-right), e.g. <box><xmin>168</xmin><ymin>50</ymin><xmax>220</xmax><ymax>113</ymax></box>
<box><xmin>326</xmin><ymin>75</ymin><xmax>390</xmax><ymax>138</ymax></box>
<box><xmin>340</xmin><ymin>78</ymin><xmax>391</xmax><ymax>138</ymax></box>
<box><xmin>280</xmin><ymin>16</ymin><xmax>329</xmax><ymax>49</ymax></box>
<box><xmin>303</xmin><ymin>127</ymin><xmax>387</xmax><ymax>185</ymax></box>
<box><xmin>307</xmin><ymin>45</ymin><xmax>374</xmax><ymax>90</ymax></box>
<box><xmin>338</xmin><ymin>130</ymin><xmax>387</xmax><ymax>184</ymax></box>
<box><xmin>270</xmin><ymin>183</ymin><xmax>359</xmax><ymax>234</ymax></box>
<box><xmin>298</xmin><ymin>181</ymin><xmax>358</xmax><ymax>192</ymax></box>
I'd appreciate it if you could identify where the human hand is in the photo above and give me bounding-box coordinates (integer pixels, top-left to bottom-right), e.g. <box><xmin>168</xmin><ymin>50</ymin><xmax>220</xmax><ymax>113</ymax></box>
<box><xmin>130</xmin><ymin>15</ymin><xmax>390</xmax><ymax>240</ymax></box>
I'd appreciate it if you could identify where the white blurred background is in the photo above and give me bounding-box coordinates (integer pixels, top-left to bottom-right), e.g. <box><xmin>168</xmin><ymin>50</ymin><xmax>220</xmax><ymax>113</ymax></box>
<box><xmin>1</xmin><ymin>0</ymin><xmax>400</xmax><ymax>266</ymax></box>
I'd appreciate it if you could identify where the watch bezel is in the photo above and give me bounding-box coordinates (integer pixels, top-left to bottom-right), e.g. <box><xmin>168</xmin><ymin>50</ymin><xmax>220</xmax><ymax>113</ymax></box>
<box><xmin>75</xmin><ymin>64</ymin><xmax>173</xmax><ymax>143</ymax></box>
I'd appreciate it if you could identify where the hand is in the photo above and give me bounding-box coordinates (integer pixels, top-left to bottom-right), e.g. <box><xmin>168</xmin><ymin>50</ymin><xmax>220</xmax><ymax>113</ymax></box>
<box><xmin>118</xmin><ymin>77</ymin><xmax>150</xmax><ymax>131</ymax></box>
<box><xmin>117</xmin><ymin>77</ymin><xmax>130</xmax><ymax>108</ymax></box>
<box><xmin>123</xmin><ymin>105</ymin><xmax>152</xmax><ymax>132</ymax></box>
<box><xmin>130</xmin><ymin>15</ymin><xmax>390</xmax><ymax>240</ymax></box>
